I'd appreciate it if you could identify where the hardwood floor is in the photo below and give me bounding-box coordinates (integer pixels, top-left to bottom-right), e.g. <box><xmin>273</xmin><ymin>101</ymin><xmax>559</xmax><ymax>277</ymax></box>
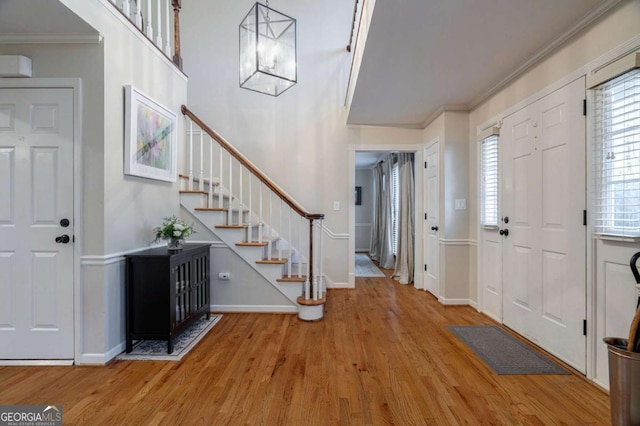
<box><xmin>0</xmin><ymin>275</ymin><xmax>610</xmax><ymax>425</ymax></box>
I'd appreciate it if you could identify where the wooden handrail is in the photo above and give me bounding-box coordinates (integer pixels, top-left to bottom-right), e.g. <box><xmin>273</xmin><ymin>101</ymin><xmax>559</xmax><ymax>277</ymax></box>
<box><xmin>345</xmin><ymin>0</ymin><xmax>366</xmax><ymax>105</ymax></box>
<box><xmin>181</xmin><ymin>105</ymin><xmax>324</xmax><ymax>221</ymax></box>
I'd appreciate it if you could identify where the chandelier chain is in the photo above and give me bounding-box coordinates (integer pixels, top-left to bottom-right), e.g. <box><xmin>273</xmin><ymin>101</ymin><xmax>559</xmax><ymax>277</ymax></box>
<box><xmin>265</xmin><ymin>0</ymin><xmax>270</xmax><ymax>21</ymax></box>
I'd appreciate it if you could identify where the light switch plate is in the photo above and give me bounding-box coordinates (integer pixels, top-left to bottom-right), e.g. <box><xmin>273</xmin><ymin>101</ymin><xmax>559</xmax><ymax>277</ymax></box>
<box><xmin>333</xmin><ymin>201</ymin><xmax>340</xmax><ymax>211</ymax></box>
<box><xmin>455</xmin><ymin>199</ymin><xmax>466</xmax><ymax>210</ymax></box>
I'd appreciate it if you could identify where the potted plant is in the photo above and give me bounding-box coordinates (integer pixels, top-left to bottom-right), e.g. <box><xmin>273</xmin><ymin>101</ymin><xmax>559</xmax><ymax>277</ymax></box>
<box><xmin>153</xmin><ymin>215</ymin><xmax>194</xmax><ymax>251</ymax></box>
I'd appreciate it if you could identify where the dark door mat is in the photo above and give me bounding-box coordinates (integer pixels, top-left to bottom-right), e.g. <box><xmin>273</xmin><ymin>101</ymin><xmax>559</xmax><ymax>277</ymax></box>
<box><xmin>447</xmin><ymin>325</ymin><xmax>571</xmax><ymax>375</ymax></box>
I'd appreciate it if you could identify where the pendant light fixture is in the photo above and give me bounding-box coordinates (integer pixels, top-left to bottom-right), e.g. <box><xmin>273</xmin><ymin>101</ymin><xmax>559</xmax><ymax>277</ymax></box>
<box><xmin>239</xmin><ymin>1</ymin><xmax>297</xmax><ymax>96</ymax></box>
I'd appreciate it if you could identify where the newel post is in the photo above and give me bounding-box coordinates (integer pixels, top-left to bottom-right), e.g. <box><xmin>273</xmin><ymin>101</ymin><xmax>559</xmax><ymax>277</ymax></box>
<box><xmin>172</xmin><ymin>0</ymin><xmax>183</xmax><ymax>69</ymax></box>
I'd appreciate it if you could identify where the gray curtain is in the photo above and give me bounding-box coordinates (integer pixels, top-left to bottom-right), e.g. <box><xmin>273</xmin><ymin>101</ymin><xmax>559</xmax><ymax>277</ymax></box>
<box><xmin>369</xmin><ymin>163</ymin><xmax>383</xmax><ymax>259</ymax></box>
<box><xmin>393</xmin><ymin>153</ymin><xmax>414</xmax><ymax>284</ymax></box>
<box><xmin>369</xmin><ymin>158</ymin><xmax>395</xmax><ymax>269</ymax></box>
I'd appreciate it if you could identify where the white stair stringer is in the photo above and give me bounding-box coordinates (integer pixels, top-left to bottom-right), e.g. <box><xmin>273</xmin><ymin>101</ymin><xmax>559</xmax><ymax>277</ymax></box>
<box><xmin>181</xmin><ymin>192</ymin><xmax>306</xmax><ymax>307</ymax></box>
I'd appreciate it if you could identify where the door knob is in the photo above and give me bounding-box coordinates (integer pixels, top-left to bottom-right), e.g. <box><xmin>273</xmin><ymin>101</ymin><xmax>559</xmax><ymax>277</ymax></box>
<box><xmin>503</xmin><ymin>216</ymin><xmax>509</xmax><ymax>224</ymax></box>
<box><xmin>55</xmin><ymin>235</ymin><xmax>70</xmax><ymax>244</ymax></box>
<box><xmin>431</xmin><ymin>226</ymin><xmax>439</xmax><ymax>231</ymax></box>
<box><xmin>60</xmin><ymin>218</ymin><xmax>70</xmax><ymax>227</ymax></box>
<box><xmin>499</xmin><ymin>229</ymin><xmax>509</xmax><ymax>237</ymax></box>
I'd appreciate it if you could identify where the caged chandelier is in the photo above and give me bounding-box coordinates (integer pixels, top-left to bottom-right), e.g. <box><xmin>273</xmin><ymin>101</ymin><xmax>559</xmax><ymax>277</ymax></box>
<box><xmin>239</xmin><ymin>0</ymin><xmax>297</xmax><ymax>96</ymax></box>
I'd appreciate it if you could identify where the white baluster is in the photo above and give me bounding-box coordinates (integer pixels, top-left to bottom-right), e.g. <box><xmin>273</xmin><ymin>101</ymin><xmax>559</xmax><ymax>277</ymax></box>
<box><xmin>319</xmin><ymin>219</ymin><xmax>324</xmax><ymax>297</ymax></box>
<box><xmin>268</xmin><ymin>193</ymin><xmax>272</xmax><ymax>260</ymax></box>
<box><xmin>248</xmin><ymin>174</ymin><xmax>252</xmax><ymax>242</ymax></box>
<box><xmin>298</xmin><ymin>215</ymin><xmax>302</xmax><ymax>278</ymax></box>
<box><xmin>238</xmin><ymin>168</ymin><xmax>243</xmax><ymax>226</ymax></box>
<box><xmin>134</xmin><ymin>0</ymin><xmax>142</xmax><ymax>28</ymax></box>
<box><xmin>156</xmin><ymin>0</ymin><xmax>163</xmax><ymax>49</ymax></box>
<box><xmin>199</xmin><ymin>130</ymin><xmax>204</xmax><ymax>191</ymax></box>
<box><xmin>146</xmin><ymin>0</ymin><xmax>153</xmax><ymax>37</ymax></box>
<box><xmin>164</xmin><ymin>0</ymin><xmax>172</xmax><ymax>56</ymax></box>
<box><xmin>258</xmin><ymin>182</ymin><xmax>263</xmax><ymax>243</ymax></box>
<box><xmin>314</xmin><ymin>221</ymin><xmax>318</xmax><ymax>300</ymax></box>
<box><xmin>218</xmin><ymin>146</ymin><xmax>223</xmax><ymax>209</ymax></box>
<box><xmin>288</xmin><ymin>207</ymin><xmax>292</xmax><ymax>278</ymax></box>
<box><xmin>278</xmin><ymin>199</ymin><xmax>283</xmax><ymax>260</ymax></box>
<box><xmin>122</xmin><ymin>0</ymin><xmax>130</xmax><ymax>17</ymax></box>
<box><xmin>305</xmin><ymin>224</ymin><xmax>310</xmax><ymax>299</ymax></box>
<box><xmin>188</xmin><ymin>120</ymin><xmax>193</xmax><ymax>190</ymax></box>
<box><xmin>228</xmin><ymin>156</ymin><xmax>233</xmax><ymax>225</ymax></box>
<box><xmin>208</xmin><ymin>136</ymin><xmax>213</xmax><ymax>207</ymax></box>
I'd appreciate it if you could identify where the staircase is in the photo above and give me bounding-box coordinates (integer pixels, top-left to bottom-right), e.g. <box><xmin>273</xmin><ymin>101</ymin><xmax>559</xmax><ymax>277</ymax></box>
<box><xmin>179</xmin><ymin>106</ymin><xmax>326</xmax><ymax>320</ymax></box>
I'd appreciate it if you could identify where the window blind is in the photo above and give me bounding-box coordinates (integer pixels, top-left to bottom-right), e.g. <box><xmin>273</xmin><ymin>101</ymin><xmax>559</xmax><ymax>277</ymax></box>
<box><xmin>480</xmin><ymin>134</ymin><xmax>499</xmax><ymax>227</ymax></box>
<box><xmin>391</xmin><ymin>161</ymin><xmax>399</xmax><ymax>255</ymax></box>
<box><xmin>592</xmin><ymin>68</ymin><xmax>640</xmax><ymax>237</ymax></box>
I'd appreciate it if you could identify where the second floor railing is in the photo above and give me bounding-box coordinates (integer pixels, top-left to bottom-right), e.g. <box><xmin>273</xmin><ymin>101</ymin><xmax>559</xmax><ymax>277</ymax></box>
<box><xmin>109</xmin><ymin>0</ymin><xmax>183</xmax><ymax>69</ymax></box>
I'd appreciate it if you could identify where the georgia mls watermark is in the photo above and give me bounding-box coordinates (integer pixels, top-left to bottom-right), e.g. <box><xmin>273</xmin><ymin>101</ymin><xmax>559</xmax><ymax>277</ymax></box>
<box><xmin>0</xmin><ymin>406</ymin><xmax>62</xmax><ymax>426</ymax></box>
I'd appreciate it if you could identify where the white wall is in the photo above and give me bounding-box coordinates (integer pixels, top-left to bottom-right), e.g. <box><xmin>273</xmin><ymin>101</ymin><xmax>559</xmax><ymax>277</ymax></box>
<box><xmin>355</xmin><ymin>168</ymin><xmax>373</xmax><ymax>251</ymax></box>
<box><xmin>468</xmin><ymin>0</ymin><xmax>640</xmax><ymax>386</ymax></box>
<box><xmin>181</xmin><ymin>0</ymin><xmax>423</xmax><ymax>287</ymax></box>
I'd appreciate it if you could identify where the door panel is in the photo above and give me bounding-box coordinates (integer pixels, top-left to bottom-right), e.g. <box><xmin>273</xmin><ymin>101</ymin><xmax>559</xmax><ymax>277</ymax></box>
<box><xmin>0</xmin><ymin>88</ymin><xmax>74</xmax><ymax>359</ymax></box>
<box><xmin>501</xmin><ymin>77</ymin><xmax>586</xmax><ymax>372</ymax></box>
<box><xmin>424</xmin><ymin>143</ymin><xmax>439</xmax><ymax>296</ymax></box>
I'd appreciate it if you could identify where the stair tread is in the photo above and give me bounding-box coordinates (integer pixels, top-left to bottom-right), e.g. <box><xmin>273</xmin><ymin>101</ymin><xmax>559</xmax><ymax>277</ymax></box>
<box><xmin>277</xmin><ymin>276</ymin><xmax>307</xmax><ymax>282</ymax></box>
<box><xmin>195</xmin><ymin>207</ymin><xmax>227</xmax><ymax>211</ymax></box>
<box><xmin>297</xmin><ymin>293</ymin><xmax>326</xmax><ymax>306</ymax></box>
<box><xmin>256</xmin><ymin>258</ymin><xmax>287</xmax><ymax>265</ymax></box>
<box><xmin>236</xmin><ymin>242</ymin><xmax>269</xmax><ymax>247</ymax></box>
<box><xmin>179</xmin><ymin>190</ymin><xmax>208</xmax><ymax>194</ymax></box>
<box><xmin>215</xmin><ymin>225</ymin><xmax>248</xmax><ymax>229</ymax></box>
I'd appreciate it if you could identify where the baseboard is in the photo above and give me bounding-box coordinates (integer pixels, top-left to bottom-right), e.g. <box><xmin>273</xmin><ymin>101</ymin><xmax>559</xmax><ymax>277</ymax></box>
<box><xmin>0</xmin><ymin>360</ymin><xmax>74</xmax><ymax>366</ymax></box>
<box><xmin>210</xmin><ymin>304</ymin><xmax>298</xmax><ymax>314</ymax></box>
<box><xmin>438</xmin><ymin>296</ymin><xmax>471</xmax><ymax>306</ymax></box>
<box><xmin>79</xmin><ymin>342</ymin><xmax>126</xmax><ymax>365</ymax></box>
<box><xmin>468</xmin><ymin>299</ymin><xmax>478</xmax><ymax>310</ymax></box>
<box><xmin>324</xmin><ymin>274</ymin><xmax>353</xmax><ymax>289</ymax></box>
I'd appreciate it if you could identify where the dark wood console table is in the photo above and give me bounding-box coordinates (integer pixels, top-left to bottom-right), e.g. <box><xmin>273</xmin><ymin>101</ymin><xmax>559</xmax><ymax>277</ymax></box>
<box><xmin>125</xmin><ymin>243</ymin><xmax>211</xmax><ymax>354</ymax></box>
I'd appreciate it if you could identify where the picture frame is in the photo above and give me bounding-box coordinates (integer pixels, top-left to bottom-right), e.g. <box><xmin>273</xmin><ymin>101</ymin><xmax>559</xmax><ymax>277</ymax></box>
<box><xmin>124</xmin><ymin>85</ymin><xmax>178</xmax><ymax>182</ymax></box>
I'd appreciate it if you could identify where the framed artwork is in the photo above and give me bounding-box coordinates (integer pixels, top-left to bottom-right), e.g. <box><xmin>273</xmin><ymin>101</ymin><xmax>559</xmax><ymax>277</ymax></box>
<box><xmin>124</xmin><ymin>85</ymin><xmax>177</xmax><ymax>182</ymax></box>
<box><xmin>355</xmin><ymin>186</ymin><xmax>362</xmax><ymax>205</ymax></box>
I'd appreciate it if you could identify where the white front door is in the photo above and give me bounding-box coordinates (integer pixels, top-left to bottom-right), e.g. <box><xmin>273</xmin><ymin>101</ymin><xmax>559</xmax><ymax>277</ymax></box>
<box><xmin>424</xmin><ymin>142</ymin><xmax>439</xmax><ymax>296</ymax></box>
<box><xmin>501</xmin><ymin>77</ymin><xmax>586</xmax><ymax>372</ymax></box>
<box><xmin>0</xmin><ymin>88</ymin><xmax>74</xmax><ymax>360</ymax></box>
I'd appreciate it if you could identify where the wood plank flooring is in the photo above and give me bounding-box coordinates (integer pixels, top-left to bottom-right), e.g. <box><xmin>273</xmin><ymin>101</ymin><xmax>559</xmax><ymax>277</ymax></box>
<box><xmin>0</xmin><ymin>274</ymin><xmax>610</xmax><ymax>425</ymax></box>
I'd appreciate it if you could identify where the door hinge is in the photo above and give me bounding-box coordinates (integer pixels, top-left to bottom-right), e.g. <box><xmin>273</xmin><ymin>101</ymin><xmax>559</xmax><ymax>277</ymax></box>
<box><xmin>425</xmin><ymin>213</ymin><xmax>428</xmax><ymax>220</ymax></box>
<box><xmin>424</xmin><ymin>161</ymin><xmax>427</xmax><ymax>169</ymax></box>
<box><xmin>73</xmin><ymin>235</ymin><xmax>75</xmax><ymax>243</ymax></box>
<box><xmin>424</xmin><ymin>264</ymin><xmax>427</xmax><ymax>272</ymax></box>
<box><xmin>583</xmin><ymin>319</ymin><xmax>587</xmax><ymax>336</ymax></box>
<box><xmin>583</xmin><ymin>210</ymin><xmax>587</xmax><ymax>226</ymax></box>
<box><xmin>583</xmin><ymin>99</ymin><xmax>587</xmax><ymax>116</ymax></box>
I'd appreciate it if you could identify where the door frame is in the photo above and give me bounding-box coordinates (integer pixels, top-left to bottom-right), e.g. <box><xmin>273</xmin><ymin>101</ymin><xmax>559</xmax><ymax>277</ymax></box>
<box><xmin>348</xmin><ymin>144</ymin><xmax>423</xmax><ymax>289</ymax></box>
<box><xmin>0</xmin><ymin>79</ymin><xmax>83</xmax><ymax>365</ymax></box>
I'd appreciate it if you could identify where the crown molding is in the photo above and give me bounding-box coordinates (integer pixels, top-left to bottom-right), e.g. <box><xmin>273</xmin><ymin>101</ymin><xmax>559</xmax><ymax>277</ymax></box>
<box><xmin>468</xmin><ymin>0</ymin><xmax>624</xmax><ymax>111</ymax></box>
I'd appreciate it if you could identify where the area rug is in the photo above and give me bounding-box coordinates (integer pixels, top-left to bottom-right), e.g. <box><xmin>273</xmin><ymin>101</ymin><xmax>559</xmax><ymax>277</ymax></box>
<box><xmin>355</xmin><ymin>253</ymin><xmax>385</xmax><ymax>277</ymax></box>
<box><xmin>117</xmin><ymin>315</ymin><xmax>222</xmax><ymax>361</ymax></box>
<box><xmin>447</xmin><ymin>325</ymin><xmax>570</xmax><ymax>375</ymax></box>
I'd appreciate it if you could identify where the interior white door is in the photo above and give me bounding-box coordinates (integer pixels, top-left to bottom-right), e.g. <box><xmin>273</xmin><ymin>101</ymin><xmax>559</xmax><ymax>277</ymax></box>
<box><xmin>424</xmin><ymin>142</ymin><xmax>439</xmax><ymax>296</ymax></box>
<box><xmin>0</xmin><ymin>88</ymin><xmax>74</xmax><ymax>360</ymax></box>
<box><xmin>501</xmin><ymin>77</ymin><xmax>586</xmax><ymax>372</ymax></box>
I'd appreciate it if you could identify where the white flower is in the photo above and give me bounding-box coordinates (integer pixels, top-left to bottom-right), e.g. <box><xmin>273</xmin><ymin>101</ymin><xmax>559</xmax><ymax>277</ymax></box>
<box><xmin>173</xmin><ymin>230</ymin><xmax>182</xmax><ymax>237</ymax></box>
<box><xmin>174</xmin><ymin>223</ymin><xmax>185</xmax><ymax>231</ymax></box>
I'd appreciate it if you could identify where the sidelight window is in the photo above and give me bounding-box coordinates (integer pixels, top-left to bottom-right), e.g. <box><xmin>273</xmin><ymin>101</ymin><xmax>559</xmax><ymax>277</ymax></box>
<box><xmin>480</xmin><ymin>133</ymin><xmax>499</xmax><ymax>227</ymax></box>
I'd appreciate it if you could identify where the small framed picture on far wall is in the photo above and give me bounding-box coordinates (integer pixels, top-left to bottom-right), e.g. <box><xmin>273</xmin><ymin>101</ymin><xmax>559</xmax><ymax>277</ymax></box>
<box><xmin>355</xmin><ymin>186</ymin><xmax>362</xmax><ymax>205</ymax></box>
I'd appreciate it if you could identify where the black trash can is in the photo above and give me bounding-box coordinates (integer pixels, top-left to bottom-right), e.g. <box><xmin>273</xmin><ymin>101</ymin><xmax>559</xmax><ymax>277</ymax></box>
<box><xmin>604</xmin><ymin>337</ymin><xmax>640</xmax><ymax>425</ymax></box>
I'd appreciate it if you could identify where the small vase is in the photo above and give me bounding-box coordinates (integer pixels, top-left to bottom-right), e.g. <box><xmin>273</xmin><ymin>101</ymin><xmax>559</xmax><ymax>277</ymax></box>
<box><xmin>167</xmin><ymin>237</ymin><xmax>183</xmax><ymax>252</ymax></box>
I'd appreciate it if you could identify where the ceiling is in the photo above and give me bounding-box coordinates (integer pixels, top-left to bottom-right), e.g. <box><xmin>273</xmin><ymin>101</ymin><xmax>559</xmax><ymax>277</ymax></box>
<box><xmin>347</xmin><ymin>0</ymin><xmax>619</xmax><ymax>128</ymax></box>
<box><xmin>0</xmin><ymin>0</ymin><xmax>97</xmax><ymax>40</ymax></box>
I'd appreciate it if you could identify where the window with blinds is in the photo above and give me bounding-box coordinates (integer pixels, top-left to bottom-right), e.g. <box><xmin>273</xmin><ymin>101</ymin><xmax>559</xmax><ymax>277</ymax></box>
<box><xmin>480</xmin><ymin>134</ymin><xmax>499</xmax><ymax>227</ymax></box>
<box><xmin>592</xmin><ymin>68</ymin><xmax>640</xmax><ymax>237</ymax></box>
<box><xmin>391</xmin><ymin>161</ymin><xmax>399</xmax><ymax>255</ymax></box>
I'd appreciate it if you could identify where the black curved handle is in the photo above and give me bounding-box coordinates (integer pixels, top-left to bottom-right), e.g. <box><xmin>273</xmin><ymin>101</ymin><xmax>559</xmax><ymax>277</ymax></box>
<box><xmin>431</xmin><ymin>226</ymin><xmax>439</xmax><ymax>231</ymax></box>
<box><xmin>499</xmin><ymin>229</ymin><xmax>509</xmax><ymax>237</ymax></box>
<box><xmin>631</xmin><ymin>251</ymin><xmax>640</xmax><ymax>284</ymax></box>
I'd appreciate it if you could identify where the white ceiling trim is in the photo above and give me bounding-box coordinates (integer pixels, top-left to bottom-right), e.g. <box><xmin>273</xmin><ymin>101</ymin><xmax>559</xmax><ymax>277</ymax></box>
<box><xmin>420</xmin><ymin>104</ymin><xmax>469</xmax><ymax>129</ymax></box>
<box><xmin>0</xmin><ymin>34</ymin><xmax>103</xmax><ymax>44</ymax></box>
<box><xmin>467</xmin><ymin>0</ymin><xmax>624</xmax><ymax>113</ymax></box>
